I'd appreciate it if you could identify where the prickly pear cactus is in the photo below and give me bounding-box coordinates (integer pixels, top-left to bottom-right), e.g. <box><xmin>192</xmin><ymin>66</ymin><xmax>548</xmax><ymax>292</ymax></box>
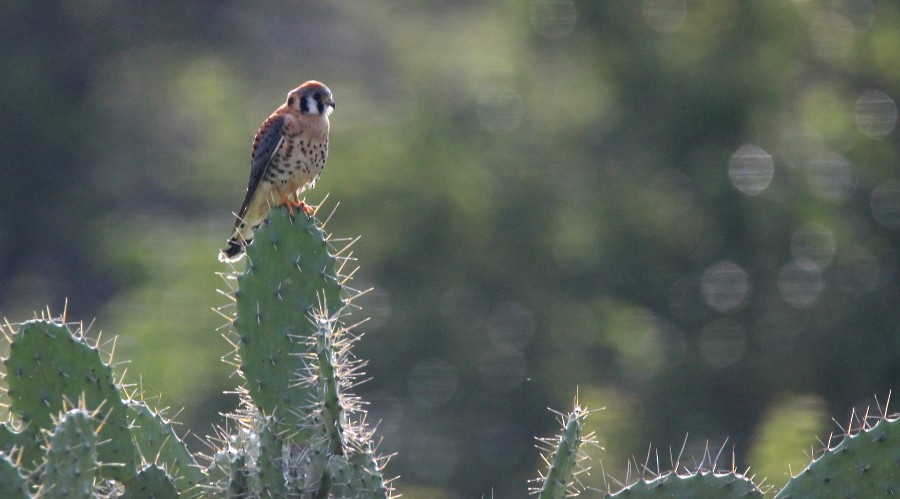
<box><xmin>4</xmin><ymin>320</ymin><xmax>136</xmax><ymax>480</ymax></box>
<box><xmin>121</xmin><ymin>464</ymin><xmax>178</xmax><ymax>499</ymax></box>
<box><xmin>255</xmin><ymin>416</ymin><xmax>289</xmax><ymax>497</ymax></box>
<box><xmin>607</xmin><ymin>471</ymin><xmax>764</xmax><ymax>498</ymax></box>
<box><xmin>126</xmin><ymin>401</ymin><xmax>203</xmax><ymax>490</ymax></box>
<box><xmin>0</xmin><ymin>451</ymin><xmax>29</xmax><ymax>499</ymax></box>
<box><xmin>211</xmin><ymin>206</ymin><xmax>391</xmax><ymax>497</ymax></box>
<box><xmin>8</xmin><ymin>202</ymin><xmax>900</xmax><ymax>498</ymax></box>
<box><xmin>532</xmin><ymin>402</ymin><xmax>595</xmax><ymax>498</ymax></box>
<box><xmin>231</xmin><ymin>208</ymin><xmax>345</xmax><ymax>440</ymax></box>
<box><xmin>38</xmin><ymin>408</ymin><xmax>99</xmax><ymax>499</ymax></box>
<box><xmin>775</xmin><ymin>415</ymin><xmax>900</xmax><ymax>498</ymax></box>
<box><xmin>0</xmin><ymin>318</ymin><xmax>200</xmax><ymax>496</ymax></box>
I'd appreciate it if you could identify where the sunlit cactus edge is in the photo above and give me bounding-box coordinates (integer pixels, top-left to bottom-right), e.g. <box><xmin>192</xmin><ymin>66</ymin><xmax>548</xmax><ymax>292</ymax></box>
<box><xmin>0</xmin><ymin>205</ymin><xmax>898</xmax><ymax>496</ymax></box>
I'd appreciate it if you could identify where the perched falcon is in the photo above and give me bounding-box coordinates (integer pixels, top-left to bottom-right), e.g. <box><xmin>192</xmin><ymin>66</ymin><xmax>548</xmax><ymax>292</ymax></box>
<box><xmin>219</xmin><ymin>81</ymin><xmax>335</xmax><ymax>262</ymax></box>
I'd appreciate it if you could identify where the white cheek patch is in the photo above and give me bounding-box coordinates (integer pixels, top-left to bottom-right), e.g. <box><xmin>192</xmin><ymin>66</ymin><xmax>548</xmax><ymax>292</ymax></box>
<box><xmin>325</xmin><ymin>105</ymin><xmax>334</xmax><ymax>117</ymax></box>
<box><xmin>305</xmin><ymin>96</ymin><xmax>319</xmax><ymax>115</ymax></box>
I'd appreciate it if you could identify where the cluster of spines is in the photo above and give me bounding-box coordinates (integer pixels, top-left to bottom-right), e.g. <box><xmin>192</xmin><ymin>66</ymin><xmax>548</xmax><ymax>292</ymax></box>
<box><xmin>6</xmin><ymin>205</ymin><xmax>900</xmax><ymax>497</ymax></box>
<box><xmin>773</xmin><ymin>395</ymin><xmax>900</xmax><ymax>498</ymax></box>
<box><xmin>602</xmin><ymin>436</ymin><xmax>764</xmax><ymax>498</ymax></box>
<box><xmin>0</xmin><ymin>450</ymin><xmax>28</xmax><ymax>499</ymax></box>
<box><xmin>0</xmin><ymin>315</ymin><xmax>200</xmax><ymax>497</ymax></box>
<box><xmin>210</xmin><ymin>205</ymin><xmax>394</xmax><ymax>497</ymax></box>
<box><xmin>530</xmin><ymin>399</ymin><xmax>597</xmax><ymax>498</ymax></box>
<box><xmin>37</xmin><ymin>406</ymin><xmax>100</xmax><ymax>499</ymax></box>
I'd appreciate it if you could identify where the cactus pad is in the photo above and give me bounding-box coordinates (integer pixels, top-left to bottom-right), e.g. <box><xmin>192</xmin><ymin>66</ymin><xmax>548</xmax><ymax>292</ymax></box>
<box><xmin>233</xmin><ymin>208</ymin><xmax>344</xmax><ymax>439</ymax></box>
<box><xmin>4</xmin><ymin>320</ymin><xmax>136</xmax><ymax>480</ymax></box>
<box><xmin>775</xmin><ymin>415</ymin><xmax>900</xmax><ymax>498</ymax></box>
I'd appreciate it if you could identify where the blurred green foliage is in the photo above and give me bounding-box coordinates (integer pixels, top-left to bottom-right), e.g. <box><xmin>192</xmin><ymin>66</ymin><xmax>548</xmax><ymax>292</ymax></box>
<box><xmin>0</xmin><ymin>0</ymin><xmax>898</xmax><ymax>496</ymax></box>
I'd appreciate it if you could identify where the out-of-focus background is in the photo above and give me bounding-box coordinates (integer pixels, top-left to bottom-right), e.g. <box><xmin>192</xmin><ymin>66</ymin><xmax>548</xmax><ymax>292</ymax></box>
<box><xmin>2</xmin><ymin>0</ymin><xmax>899</xmax><ymax>496</ymax></box>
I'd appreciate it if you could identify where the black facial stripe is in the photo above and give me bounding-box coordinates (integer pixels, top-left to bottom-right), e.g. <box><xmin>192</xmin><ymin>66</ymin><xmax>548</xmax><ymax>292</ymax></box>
<box><xmin>317</xmin><ymin>101</ymin><xmax>326</xmax><ymax>114</ymax></box>
<box><xmin>300</xmin><ymin>96</ymin><xmax>310</xmax><ymax>113</ymax></box>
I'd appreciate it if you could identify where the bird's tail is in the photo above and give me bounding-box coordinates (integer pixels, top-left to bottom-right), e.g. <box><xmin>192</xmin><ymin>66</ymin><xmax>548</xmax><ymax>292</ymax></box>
<box><xmin>218</xmin><ymin>223</ymin><xmax>254</xmax><ymax>263</ymax></box>
<box><xmin>219</xmin><ymin>190</ymin><xmax>273</xmax><ymax>262</ymax></box>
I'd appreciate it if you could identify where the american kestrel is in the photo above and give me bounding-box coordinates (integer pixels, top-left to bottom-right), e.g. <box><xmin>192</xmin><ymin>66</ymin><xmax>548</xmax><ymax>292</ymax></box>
<box><xmin>219</xmin><ymin>81</ymin><xmax>336</xmax><ymax>262</ymax></box>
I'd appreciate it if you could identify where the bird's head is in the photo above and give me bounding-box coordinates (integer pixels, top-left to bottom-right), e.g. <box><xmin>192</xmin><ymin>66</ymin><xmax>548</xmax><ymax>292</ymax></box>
<box><xmin>287</xmin><ymin>81</ymin><xmax>335</xmax><ymax>117</ymax></box>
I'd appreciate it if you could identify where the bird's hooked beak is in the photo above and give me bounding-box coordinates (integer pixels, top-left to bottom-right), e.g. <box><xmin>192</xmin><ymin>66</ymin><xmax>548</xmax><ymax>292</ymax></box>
<box><xmin>325</xmin><ymin>96</ymin><xmax>336</xmax><ymax>109</ymax></box>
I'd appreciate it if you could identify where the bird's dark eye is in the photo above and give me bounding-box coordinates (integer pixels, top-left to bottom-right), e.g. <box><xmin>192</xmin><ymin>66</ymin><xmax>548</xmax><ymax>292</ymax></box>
<box><xmin>313</xmin><ymin>92</ymin><xmax>322</xmax><ymax>101</ymax></box>
<box><xmin>288</xmin><ymin>97</ymin><xmax>295</xmax><ymax>106</ymax></box>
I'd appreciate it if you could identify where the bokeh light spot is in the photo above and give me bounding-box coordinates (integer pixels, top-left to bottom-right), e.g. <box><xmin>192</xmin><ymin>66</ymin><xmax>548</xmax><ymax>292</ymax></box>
<box><xmin>485</xmin><ymin>301</ymin><xmax>535</xmax><ymax>349</ymax></box>
<box><xmin>831</xmin><ymin>0</ymin><xmax>875</xmax><ymax>32</ymax></box>
<box><xmin>755</xmin><ymin>310</ymin><xmax>801</xmax><ymax>357</ymax></box>
<box><xmin>807</xmin><ymin>153</ymin><xmax>854</xmax><ymax>202</ymax></box>
<box><xmin>478</xmin><ymin>346</ymin><xmax>527</xmax><ymax>392</ymax></box>
<box><xmin>747</xmin><ymin>395</ymin><xmax>828</xmax><ymax>493</ymax></box>
<box><xmin>808</xmin><ymin>12</ymin><xmax>855</xmax><ymax>61</ymax></box>
<box><xmin>642</xmin><ymin>0</ymin><xmax>687</xmax><ymax>33</ymax></box>
<box><xmin>361</xmin><ymin>287</ymin><xmax>392</xmax><ymax>331</ymax></box>
<box><xmin>531</xmin><ymin>0</ymin><xmax>577</xmax><ymax>39</ymax></box>
<box><xmin>729</xmin><ymin>144</ymin><xmax>774</xmax><ymax>196</ymax></box>
<box><xmin>668</xmin><ymin>273</ymin><xmax>711</xmax><ymax>324</ymax></box>
<box><xmin>477</xmin><ymin>85</ymin><xmax>524</xmax><ymax>133</ymax></box>
<box><xmin>406</xmin><ymin>430</ymin><xmax>458</xmax><ymax>483</ymax></box>
<box><xmin>602</xmin><ymin>302</ymin><xmax>666</xmax><ymax>376</ymax></box>
<box><xmin>699</xmin><ymin>318</ymin><xmax>746</xmax><ymax>369</ymax></box>
<box><xmin>790</xmin><ymin>223</ymin><xmax>836</xmax><ymax>267</ymax></box>
<box><xmin>408</xmin><ymin>359</ymin><xmax>458</xmax><ymax>407</ymax></box>
<box><xmin>871</xmin><ymin>179</ymin><xmax>900</xmax><ymax>229</ymax></box>
<box><xmin>440</xmin><ymin>285</ymin><xmax>488</xmax><ymax>329</ymax></box>
<box><xmin>778</xmin><ymin>259</ymin><xmax>825</xmax><ymax>308</ymax></box>
<box><xmin>854</xmin><ymin>89</ymin><xmax>897</xmax><ymax>138</ymax></box>
<box><xmin>701</xmin><ymin>261</ymin><xmax>751</xmax><ymax>312</ymax></box>
<box><xmin>835</xmin><ymin>247</ymin><xmax>881</xmax><ymax>295</ymax></box>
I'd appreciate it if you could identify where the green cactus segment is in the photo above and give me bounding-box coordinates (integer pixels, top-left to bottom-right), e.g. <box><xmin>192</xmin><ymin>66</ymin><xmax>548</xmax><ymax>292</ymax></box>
<box><xmin>326</xmin><ymin>451</ymin><xmax>388</xmax><ymax>499</ymax></box>
<box><xmin>207</xmin><ymin>434</ymin><xmax>263</xmax><ymax>499</ymax></box>
<box><xmin>0</xmin><ymin>423</ymin><xmax>26</xmax><ymax>452</ymax></box>
<box><xmin>301</xmin><ymin>439</ymin><xmax>329</xmax><ymax>495</ymax></box>
<box><xmin>343</xmin><ymin>439</ymin><xmax>390</xmax><ymax>498</ymax></box>
<box><xmin>226</xmin><ymin>452</ymin><xmax>253</xmax><ymax>498</ymax></box>
<box><xmin>608</xmin><ymin>471</ymin><xmax>764</xmax><ymax>498</ymax></box>
<box><xmin>4</xmin><ymin>320</ymin><xmax>136</xmax><ymax>480</ymax></box>
<box><xmin>0</xmin><ymin>423</ymin><xmax>38</xmax><ymax>468</ymax></box>
<box><xmin>256</xmin><ymin>417</ymin><xmax>289</xmax><ymax>497</ymax></box>
<box><xmin>234</xmin><ymin>207</ymin><xmax>344</xmax><ymax>438</ymax></box>
<box><xmin>207</xmin><ymin>449</ymin><xmax>250</xmax><ymax>498</ymax></box>
<box><xmin>39</xmin><ymin>409</ymin><xmax>99</xmax><ymax>499</ymax></box>
<box><xmin>775</xmin><ymin>416</ymin><xmax>900</xmax><ymax>498</ymax></box>
<box><xmin>205</xmin><ymin>449</ymin><xmax>232</xmax><ymax>495</ymax></box>
<box><xmin>326</xmin><ymin>454</ymin><xmax>353</xmax><ymax>496</ymax></box>
<box><xmin>122</xmin><ymin>464</ymin><xmax>178</xmax><ymax>499</ymax></box>
<box><xmin>538</xmin><ymin>407</ymin><xmax>587</xmax><ymax>499</ymax></box>
<box><xmin>127</xmin><ymin>401</ymin><xmax>203</xmax><ymax>492</ymax></box>
<box><xmin>0</xmin><ymin>451</ymin><xmax>30</xmax><ymax>499</ymax></box>
<box><xmin>315</xmin><ymin>314</ymin><xmax>346</xmax><ymax>455</ymax></box>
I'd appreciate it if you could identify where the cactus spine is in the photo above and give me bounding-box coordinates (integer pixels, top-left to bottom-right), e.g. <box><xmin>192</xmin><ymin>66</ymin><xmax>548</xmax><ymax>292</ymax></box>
<box><xmin>533</xmin><ymin>403</ymin><xmax>593</xmax><ymax>498</ymax></box>
<box><xmin>0</xmin><ymin>318</ymin><xmax>199</xmax><ymax>496</ymax></box>
<box><xmin>38</xmin><ymin>408</ymin><xmax>99</xmax><ymax>499</ymax></box>
<box><xmin>213</xmin><ymin>206</ymin><xmax>390</xmax><ymax>497</ymax></box>
<box><xmin>2</xmin><ymin>204</ymin><xmax>900</xmax><ymax>497</ymax></box>
<box><xmin>774</xmin><ymin>413</ymin><xmax>900</xmax><ymax>498</ymax></box>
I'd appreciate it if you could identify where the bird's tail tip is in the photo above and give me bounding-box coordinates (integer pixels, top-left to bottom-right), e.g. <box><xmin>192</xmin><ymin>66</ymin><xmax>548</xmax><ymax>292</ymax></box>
<box><xmin>218</xmin><ymin>239</ymin><xmax>248</xmax><ymax>263</ymax></box>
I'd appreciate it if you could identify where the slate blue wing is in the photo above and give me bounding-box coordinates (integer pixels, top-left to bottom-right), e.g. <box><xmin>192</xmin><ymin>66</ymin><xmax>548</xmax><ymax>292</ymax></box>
<box><xmin>235</xmin><ymin>114</ymin><xmax>286</xmax><ymax>220</ymax></box>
